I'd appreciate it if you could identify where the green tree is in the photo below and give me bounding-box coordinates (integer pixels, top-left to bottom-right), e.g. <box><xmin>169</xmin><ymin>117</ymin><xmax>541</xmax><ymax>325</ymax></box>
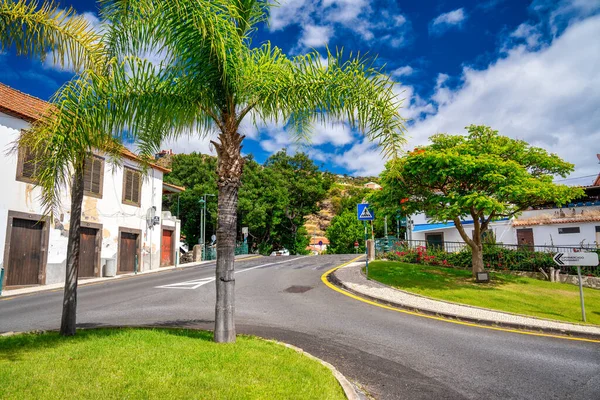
<box><xmin>326</xmin><ymin>210</ymin><xmax>365</xmax><ymax>254</ymax></box>
<box><xmin>8</xmin><ymin>0</ymin><xmax>406</xmax><ymax>343</ymax></box>
<box><xmin>379</xmin><ymin>125</ymin><xmax>583</xmax><ymax>275</ymax></box>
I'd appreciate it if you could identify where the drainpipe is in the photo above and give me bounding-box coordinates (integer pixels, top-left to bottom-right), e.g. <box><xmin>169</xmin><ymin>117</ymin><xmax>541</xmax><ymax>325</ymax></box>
<box><xmin>0</xmin><ymin>268</ymin><xmax>4</xmax><ymax>295</ymax></box>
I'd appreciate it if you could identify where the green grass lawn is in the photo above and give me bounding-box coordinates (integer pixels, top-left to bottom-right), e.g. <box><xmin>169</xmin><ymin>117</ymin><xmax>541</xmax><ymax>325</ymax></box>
<box><xmin>0</xmin><ymin>328</ymin><xmax>345</xmax><ymax>400</ymax></box>
<box><xmin>367</xmin><ymin>261</ymin><xmax>600</xmax><ymax>325</ymax></box>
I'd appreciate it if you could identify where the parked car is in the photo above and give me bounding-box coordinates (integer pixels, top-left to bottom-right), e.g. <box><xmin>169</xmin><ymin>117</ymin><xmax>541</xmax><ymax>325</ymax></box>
<box><xmin>270</xmin><ymin>248</ymin><xmax>290</xmax><ymax>256</ymax></box>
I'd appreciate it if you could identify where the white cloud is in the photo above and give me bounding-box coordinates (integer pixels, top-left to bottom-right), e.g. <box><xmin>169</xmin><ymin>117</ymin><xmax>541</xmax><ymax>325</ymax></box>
<box><xmin>160</xmin><ymin>132</ymin><xmax>217</xmax><ymax>156</ymax></box>
<box><xmin>430</xmin><ymin>8</ymin><xmax>467</xmax><ymax>35</ymax></box>
<box><xmin>299</xmin><ymin>25</ymin><xmax>333</xmax><ymax>48</ymax></box>
<box><xmin>333</xmin><ymin>140</ymin><xmax>386</xmax><ymax>177</ymax></box>
<box><xmin>271</xmin><ymin>0</ymin><xmax>411</xmax><ymax>50</ymax></box>
<box><xmin>391</xmin><ymin>65</ymin><xmax>414</xmax><ymax>78</ymax></box>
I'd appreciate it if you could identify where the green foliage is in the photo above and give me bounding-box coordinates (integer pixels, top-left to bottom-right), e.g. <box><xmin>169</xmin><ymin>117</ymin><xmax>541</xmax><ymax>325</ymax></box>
<box><xmin>380</xmin><ymin>125</ymin><xmax>582</xmax><ymax>224</ymax></box>
<box><xmin>165</xmin><ymin>151</ymin><xmax>329</xmax><ymax>254</ymax></box>
<box><xmin>326</xmin><ymin>210</ymin><xmax>365</xmax><ymax>254</ymax></box>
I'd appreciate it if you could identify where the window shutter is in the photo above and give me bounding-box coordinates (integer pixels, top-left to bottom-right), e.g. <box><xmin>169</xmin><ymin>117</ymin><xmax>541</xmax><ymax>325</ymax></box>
<box><xmin>91</xmin><ymin>157</ymin><xmax>102</xmax><ymax>194</ymax></box>
<box><xmin>125</xmin><ymin>169</ymin><xmax>133</xmax><ymax>202</ymax></box>
<box><xmin>132</xmin><ymin>171</ymin><xmax>141</xmax><ymax>204</ymax></box>
<box><xmin>21</xmin><ymin>147</ymin><xmax>38</xmax><ymax>179</ymax></box>
<box><xmin>83</xmin><ymin>157</ymin><xmax>93</xmax><ymax>192</ymax></box>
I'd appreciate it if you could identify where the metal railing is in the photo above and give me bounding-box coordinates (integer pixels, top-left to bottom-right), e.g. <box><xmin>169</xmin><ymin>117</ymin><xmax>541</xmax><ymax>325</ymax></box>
<box><xmin>202</xmin><ymin>243</ymin><xmax>249</xmax><ymax>261</ymax></box>
<box><xmin>376</xmin><ymin>238</ymin><xmax>600</xmax><ymax>277</ymax></box>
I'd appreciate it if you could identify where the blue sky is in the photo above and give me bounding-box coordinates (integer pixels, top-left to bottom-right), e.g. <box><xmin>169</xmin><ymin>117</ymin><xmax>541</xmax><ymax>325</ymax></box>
<box><xmin>1</xmin><ymin>0</ymin><xmax>600</xmax><ymax>183</ymax></box>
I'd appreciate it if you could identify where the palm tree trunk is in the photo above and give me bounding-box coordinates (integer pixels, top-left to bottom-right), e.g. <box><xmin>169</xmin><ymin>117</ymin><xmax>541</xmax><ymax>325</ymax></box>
<box><xmin>212</xmin><ymin>126</ymin><xmax>244</xmax><ymax>343</ymax></box>
<box><xmin>60</xmin><ymin>162</ymin><xmax>85</xmax><ymax>336</ymax></box>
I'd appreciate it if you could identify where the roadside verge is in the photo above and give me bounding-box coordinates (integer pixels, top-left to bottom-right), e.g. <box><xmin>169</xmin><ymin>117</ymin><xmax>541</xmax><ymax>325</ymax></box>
<box><xmin>324</xmin><ymin>261</ymin><xmax>600</xmax><ymax>343</ymax></box>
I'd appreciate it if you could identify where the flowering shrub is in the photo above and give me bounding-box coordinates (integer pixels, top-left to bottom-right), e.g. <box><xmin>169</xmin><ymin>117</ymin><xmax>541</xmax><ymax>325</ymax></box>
<box><xmin>381</xmin><ymin>245</ymin><xmax>600</xmax><ymax>277</ymax></box>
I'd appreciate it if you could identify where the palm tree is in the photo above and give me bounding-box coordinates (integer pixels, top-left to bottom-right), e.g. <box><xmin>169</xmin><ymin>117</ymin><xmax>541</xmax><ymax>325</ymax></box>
<box><xmin>0</xmin><ymin>0</ymin><xmax>240</xmax><ymax>337</ymax></box>
<box><xmin>97</xmin><ymin>0</ymin><xmax>406</xmax><ymax>343</ymax></box>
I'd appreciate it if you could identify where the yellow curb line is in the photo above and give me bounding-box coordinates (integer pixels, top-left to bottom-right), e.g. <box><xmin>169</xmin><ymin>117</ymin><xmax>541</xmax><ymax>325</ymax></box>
<box><xmin>321</xmin><ymin>257</ymin><xmax>600</xmax><ymax>344</ymax></box>
<box><xmin>0</xmin><ymin>255</ymin><xmax>264</xmax><ymax>301</ymax></box>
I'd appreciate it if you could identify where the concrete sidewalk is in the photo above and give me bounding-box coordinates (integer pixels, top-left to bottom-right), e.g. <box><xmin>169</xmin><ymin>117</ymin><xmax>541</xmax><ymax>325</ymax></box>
<box><xmin>331</xmin><ymin>262</ymin><xmax>600</xmax><ymax>338</ymax></box>
<box><xmin>1</xmin><ymin>254</ymin><xmax>260</xmax><ymax>298</ymax></box>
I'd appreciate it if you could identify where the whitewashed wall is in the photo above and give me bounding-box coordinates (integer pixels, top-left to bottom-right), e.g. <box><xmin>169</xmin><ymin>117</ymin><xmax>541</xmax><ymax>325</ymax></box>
<box><xmin>0</xmin><ymin>111</ymin><xmax>166</xmax><ymax>285</ymax></box>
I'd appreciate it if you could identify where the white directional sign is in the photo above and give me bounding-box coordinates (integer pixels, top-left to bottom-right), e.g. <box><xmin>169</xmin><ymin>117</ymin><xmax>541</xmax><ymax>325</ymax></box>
<box><xmin>553</xmin><ymin>252</ymin><xmax>599</xmax><ymax>267</ymax></box>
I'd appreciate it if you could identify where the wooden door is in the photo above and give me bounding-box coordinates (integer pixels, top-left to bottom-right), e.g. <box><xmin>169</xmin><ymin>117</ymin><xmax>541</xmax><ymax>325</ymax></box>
<box><xmin>6</xmin><ymin>218</ymin><xmax>44</xmax><ymax>286</ymax></box>
<box><xmin>161</xmin><ymin>229</ymin><xmax>173</xmax><ymax>267</ymax></box>
<box><xmin>517</xmin><ymin>228</ymin><xmax>534</xmax><ymax>249</ymax></box>
<box><xmin>119</xmin><ymin>232</ymin><xmax>138</xmax><ymax>273</ymax></box>
<box><xmin>79</xmin><ymin>227</ymin><xmax>98</xmax><ymax>278</ymax></box>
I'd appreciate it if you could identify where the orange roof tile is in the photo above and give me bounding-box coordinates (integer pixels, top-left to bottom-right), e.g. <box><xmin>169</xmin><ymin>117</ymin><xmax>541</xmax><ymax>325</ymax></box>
<box><xmin>0</xmin><ymin>82</ymin><xmax>52</xmax><ymax>121</ymax></box>
<box><xmin>0</xmin><ymin>82</ymin><xmax>170</xmax><ymax>173</ymax></box>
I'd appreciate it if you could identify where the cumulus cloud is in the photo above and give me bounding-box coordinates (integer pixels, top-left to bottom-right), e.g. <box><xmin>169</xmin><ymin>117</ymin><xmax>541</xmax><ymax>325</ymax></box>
<box><xmin>391</xmin><ymin>65</ymin><xmax>414</xmax><ymax>78</ymax></box>
<box><xmin>299</xmin><ymin>25</ymin><xmax>333</xmax><ymax>48</ymax></box>
<box><xmin>271</xmin><ymin>0</ymin><xmax>411</xmax><ymax>51</ymax></box>
<box><xmin>429</xmin><ymin>8</ymin><xmax>467</xmax><ymax>35</ymax></box>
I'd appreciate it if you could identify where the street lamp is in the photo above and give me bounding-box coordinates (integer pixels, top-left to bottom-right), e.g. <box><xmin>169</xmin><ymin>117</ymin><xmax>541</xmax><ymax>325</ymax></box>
<box><xmin>200</xmin><ymin>193</ymin><xmax>216</xmax><ymax>260</ymax></box>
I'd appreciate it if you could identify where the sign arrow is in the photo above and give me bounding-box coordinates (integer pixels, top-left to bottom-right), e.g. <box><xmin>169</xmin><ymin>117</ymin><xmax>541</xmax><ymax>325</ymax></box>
<box><xmin>553</xmin><ymin>253</ymin><xmax>564</xmax><ymax>266</ymax></box>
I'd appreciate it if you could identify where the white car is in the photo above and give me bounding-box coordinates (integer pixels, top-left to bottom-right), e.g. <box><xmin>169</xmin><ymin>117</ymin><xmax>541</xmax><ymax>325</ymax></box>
<box><xmin>270</xmin><ymin>248</ymin><xmax>290</xmax><ymax>256</ymax></box>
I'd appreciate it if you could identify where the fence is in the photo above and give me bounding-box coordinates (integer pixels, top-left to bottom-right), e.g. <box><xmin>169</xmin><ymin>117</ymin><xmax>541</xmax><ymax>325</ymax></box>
<box><xmin>202</xmin><ymin>243</ymin><xmax>249</xmax><ymax>261</ymax></box>
<box><xmin>375</xmin><ymin>238</ymin><xmax>600</xmax><ymax>277</ymax></box>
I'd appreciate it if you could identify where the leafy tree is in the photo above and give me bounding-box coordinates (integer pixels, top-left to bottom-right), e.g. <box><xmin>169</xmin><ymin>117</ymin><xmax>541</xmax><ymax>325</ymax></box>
<box><xmin>379</xmin><ymin>125</ymin><xmax>583</xmax><ymax>275</ymax></box>
<box><xmin>326</xmin><ymin>210</ymin><xmax>365</xmax><ymax>254</ymax></box>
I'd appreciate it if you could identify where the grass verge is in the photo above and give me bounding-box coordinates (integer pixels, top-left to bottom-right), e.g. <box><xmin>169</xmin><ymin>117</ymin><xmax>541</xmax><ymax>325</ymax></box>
<box><xmin>367</xmin><ymin>261</ymin><xmax>600</xmax><ymax>325</ymax></box>
<box><xmin>0</xmin><ymin>328</ymin><xmax>345</xmax><ymax>400</ymax></box>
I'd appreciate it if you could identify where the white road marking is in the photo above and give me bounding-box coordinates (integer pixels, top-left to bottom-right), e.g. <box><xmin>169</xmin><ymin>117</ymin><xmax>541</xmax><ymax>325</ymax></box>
<box><xmin>155</xmin><ymin>257</ymin><xmax>299</xmax><ymax>290</ymax></box>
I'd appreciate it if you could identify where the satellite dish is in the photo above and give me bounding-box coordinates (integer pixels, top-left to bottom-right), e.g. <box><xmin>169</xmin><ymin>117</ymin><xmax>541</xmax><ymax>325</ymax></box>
<box><xmin>146</xmin><ymin>206</ymin><xmax>156</xmax><ymax>229</ymax></box>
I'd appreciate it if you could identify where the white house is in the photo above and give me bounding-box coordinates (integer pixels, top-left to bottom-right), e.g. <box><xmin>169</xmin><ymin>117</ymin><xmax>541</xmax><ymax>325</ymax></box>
<box><xmin>409</xmin><ymin>185</ymin><xmax>600</xmax><ymax>249</ymax></box>
<box><xmin>0</xmin><ymin>82</ymin><xmax>181</xmax><ymax>289</ymax></box>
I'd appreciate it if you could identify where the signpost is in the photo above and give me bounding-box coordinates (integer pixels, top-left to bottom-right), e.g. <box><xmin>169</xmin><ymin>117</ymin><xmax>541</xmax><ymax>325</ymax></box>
<box><xmin>357</xmin><ymin>203</ymin><xmax>374</xmax><ymax>278</ymax></box>
<box><xmin>553</xmin><ymin>252</ymin><xmax>599</xmax><ymax>322</ymax></box>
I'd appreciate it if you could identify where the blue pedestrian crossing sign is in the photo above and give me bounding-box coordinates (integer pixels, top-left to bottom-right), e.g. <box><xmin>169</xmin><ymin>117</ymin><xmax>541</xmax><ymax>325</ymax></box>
<box><xmin>357</xmin><ymin>203</ymin><xmax>375</xmax><ymax>221</ymax></box>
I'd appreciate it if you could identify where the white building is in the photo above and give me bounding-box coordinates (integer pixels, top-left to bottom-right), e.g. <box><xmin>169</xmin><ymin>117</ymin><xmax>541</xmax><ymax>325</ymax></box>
<box><xmin>0</xmin><ymin>82</ymin><xmax>181</xmax><ymax>289</ymax></box>
<box><xmin>410</xmin><ymin>185</ymin><xmax>600</xmax><ymax>249</ymax></box>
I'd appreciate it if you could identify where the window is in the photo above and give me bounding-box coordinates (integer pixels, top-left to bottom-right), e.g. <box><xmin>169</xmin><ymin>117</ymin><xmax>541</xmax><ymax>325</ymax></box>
<box><xmin>16</xmin><ymin>145</ymin><xmax>40</xmax><ymax>183</ymax></box>
<box><xmin>122</xmin><ymin>167</ymin><xmax>142</xmax><ymax>206</ymax></box>
<box><xmin>83</xmin><ymin>155</ymin><xmax>104</xmax><ymax>198</ymax></box>
<box><xmin>558</xmin><ymin>227</ymin><xmax>580</xmax><ymax>234</ymax></box>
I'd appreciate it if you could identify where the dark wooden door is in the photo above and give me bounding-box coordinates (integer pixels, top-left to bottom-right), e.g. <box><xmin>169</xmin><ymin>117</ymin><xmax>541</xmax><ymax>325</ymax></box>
<box><xmin>161</xmin><ymin>229</ymin><xmax>173</xmax><ymax>267</ymax></box>
<box><xmin>79</xmin><ymin>227</ymin><xmax>98</xmax><ymax>278</ymax></box>
<box><xmin>6</xmin><ymin>218</ymin><xmax>44</xmax><ymax>286</ymax></box>
<box><xmin>119</xmin><ymin>232</ymin><xmax>138</xmax><ymax>273</ymax></box>
<box><xmin>517</xmin><ymin>228</ymin><xmax>534</xmax><ymax>250</ymax></box>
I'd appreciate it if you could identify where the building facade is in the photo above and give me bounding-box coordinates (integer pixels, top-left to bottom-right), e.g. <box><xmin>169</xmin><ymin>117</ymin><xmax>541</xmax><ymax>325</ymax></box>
<box><xmin>0</xmin><ymin>83</ymin><xmax>181</xmax><ymax>289</ymax></box>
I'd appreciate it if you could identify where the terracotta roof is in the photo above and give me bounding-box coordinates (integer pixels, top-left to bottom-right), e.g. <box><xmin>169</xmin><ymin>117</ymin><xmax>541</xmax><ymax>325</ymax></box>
<box><xmin>513</xmin><ymin>215</ymin><xmax>600</xmax><ymax>226</ymax></box>
<box><xmin>163</xmin><ymin>182</ymin><xmax>186</xmax><ymax>193</ymax></box>
<box><xmin>0</xmin><ymin>82</ymin><xmax>52</xmax><ymax>121</ymax></box>
<box><xmin>0</xmin><ymin>82</ymin><xmax>170</xmax><ymax>173</ymax></box>
<box><xmin>594</xmin><ymin>174</ymin><xmax>600</xmax><ymax>187</ymax></box>
<box><xmin>121</xmin><ymin>148</ymin><xmax>171</xmax><ymax>173</ymax></box>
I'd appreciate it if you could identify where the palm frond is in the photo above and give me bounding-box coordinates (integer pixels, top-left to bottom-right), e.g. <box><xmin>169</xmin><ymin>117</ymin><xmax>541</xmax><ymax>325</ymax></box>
<box><xmin>0</xmin><ymin>0</ymin><xmax>105</xmax><ymax>71</ymax></box>
<box><xmin>239</xmin><ymin>45</ymin><xmax>407</xmax><ymax>157</ymax></box>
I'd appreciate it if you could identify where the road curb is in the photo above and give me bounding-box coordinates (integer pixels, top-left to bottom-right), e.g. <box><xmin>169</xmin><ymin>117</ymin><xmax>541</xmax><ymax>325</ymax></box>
<box><xmin>328</xmin><ymin>266</ymin><xmax>600</xmax><ymax>342</ymax></box>
<box><xmin>274</xmin><ymin>341</ymin><xmax>362</xmax><ymax>400</ymax></box>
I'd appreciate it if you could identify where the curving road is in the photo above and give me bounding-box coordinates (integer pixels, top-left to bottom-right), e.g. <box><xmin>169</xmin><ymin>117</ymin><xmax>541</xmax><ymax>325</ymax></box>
<box><xmin>1</xmin><ymin>255</ymin><xmax>599</xmax><ymax>399</ymax></box>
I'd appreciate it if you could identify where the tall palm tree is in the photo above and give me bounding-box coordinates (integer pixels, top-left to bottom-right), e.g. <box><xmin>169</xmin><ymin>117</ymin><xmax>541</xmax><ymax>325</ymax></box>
<box><xmin>1</xmin><ymin>0</ymin><xmax>232</xmax><ymax>336</ymax></box>
<box><xmin>97</xmin><ymin>0</ymin><xmax>407</xmax><ymax>343</ymax></box>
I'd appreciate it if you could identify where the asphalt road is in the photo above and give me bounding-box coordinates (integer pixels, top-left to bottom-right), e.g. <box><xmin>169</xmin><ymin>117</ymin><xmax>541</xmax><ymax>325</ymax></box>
<box><xmin>1</xmin><ymin>254</ymin><xmax>599</xmax><ymax>399</ymax></box>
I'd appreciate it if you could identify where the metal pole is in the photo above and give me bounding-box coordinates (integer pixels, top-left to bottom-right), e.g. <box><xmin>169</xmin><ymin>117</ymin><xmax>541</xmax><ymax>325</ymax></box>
<box><xmin>577</xmin><ymin>266</ymin><xmax>586</xmax><ymax>322</ymax></box>
<box><xmin>364</xmin><ymin>221</ymin><xmax>368</xmax><ymax>279</ymax></box>
<box><xmin>396</xmin><ymin>216</ymin><xmax>400</xmax><ymax>239</ymax></box>
<box><xmin>177</xmin><ymin>195</ymin><xmax>180</xmax><ymax>218</ymax></box>
<box><xmin>384</xmin><ymin>216</ymin><xmax>388</xmax><ymax>238</ymax></box>
<box><xmin>202</xmin><ymin>195</ymin><xmax>206</xmax><ymax>261</ymax></box>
